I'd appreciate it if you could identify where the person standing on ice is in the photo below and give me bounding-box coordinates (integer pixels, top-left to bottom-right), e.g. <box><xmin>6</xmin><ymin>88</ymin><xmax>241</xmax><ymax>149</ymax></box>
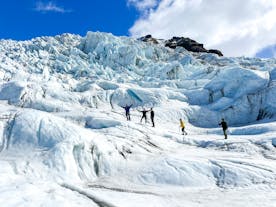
<box><xmin>150</xmin><ymin>108</ymin><xmax>155</xmax><ymax>127</ymax></box>
<box><xmin>121</xmin><ymin>104</ymin><xmax>133</xmax><ymax>121</ymax></box>
<box><xmin>180</xmin><ymin>119</ymin><xmax>187</xmax><ymax>135</ymax></box>
<box><xmin>138</xmin><ymin>108</ymin><xmax>150</xmax><ymax>124</ymax></box>
<box><xmin>219</xmin><ymin>118</ymin><xmax>228</xmax><ymax>139</ymax></box>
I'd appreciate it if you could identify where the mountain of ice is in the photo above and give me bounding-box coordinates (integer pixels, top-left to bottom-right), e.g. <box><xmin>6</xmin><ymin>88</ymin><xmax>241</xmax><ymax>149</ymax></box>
<box><xmin>0</xmin><ymin>32</ymin><xmax>275</xmax><ymax>206</ymax></box>
<box><xmin>1</xmin><ymin>32</ymin><xmax>276</xmax><ymax>126</ymax></box>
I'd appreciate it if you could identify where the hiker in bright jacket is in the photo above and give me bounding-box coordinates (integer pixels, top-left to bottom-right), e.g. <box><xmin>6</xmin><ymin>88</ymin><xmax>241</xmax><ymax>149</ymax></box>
<box><xmin>180</xmin><ymin>119</ymin><xmax>187</xmax><ymax>135</ymax></box>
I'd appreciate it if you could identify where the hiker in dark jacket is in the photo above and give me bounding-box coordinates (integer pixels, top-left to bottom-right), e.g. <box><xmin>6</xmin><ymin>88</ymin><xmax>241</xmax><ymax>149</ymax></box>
<box><xmin>150</xmin><ymin>108</ymin><xmax>155</xmax><ymax>127</ymax></box>
<box><xmin>121</xmin><ymin>104</ymin><xmax>133</xmax><ymax>121</ymax></box>
<box><xmin>138</xmin><ymin>108</ymin><xmax>150</xmax><ymax>124</ymax></box>
<box><xmin>219</xmin><ymin>118</ymin><xmax>228</xmax><ymax>139</ymax></box>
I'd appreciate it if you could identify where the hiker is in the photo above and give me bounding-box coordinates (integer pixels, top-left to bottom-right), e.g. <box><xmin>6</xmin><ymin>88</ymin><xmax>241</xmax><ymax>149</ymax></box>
<box><xmin>150</xmin><ymin>108</ymin><xmax>155</xmax><ymax>127</ymax></box>
<box><xmin>121</xmin><ymin>104</ymin><xmax>133</xmax><ymax>121</ymax></box>
<box><xmin>180</xmin><ymin>119</ymin><xmax>187</xmax><ymax>135</ymax></box>
<box><xmin>138</xmin><ymin>108</ymin><xmax>150</xmax><ymax>124</ymax></box>
<box><xmin>219</xmin><ymin>118</ymin><xmax>228</xmax><ymax>139</ymax></box>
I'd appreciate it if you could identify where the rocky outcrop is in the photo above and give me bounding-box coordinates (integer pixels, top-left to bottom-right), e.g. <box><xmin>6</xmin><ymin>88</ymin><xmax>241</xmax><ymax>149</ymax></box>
<box><xmin>138</xmin><ymin>34</ymin><xmax>159</xmax><ymax>44</ymax></box>
<box><xmin>207</xmin><ymin>49</ymin><xmax>223</xmax><ymax>57</ymax></box>
<box><xmin>164</xmin><ymin>36</ymin><xmax>223</xmax><ymax>56</ymax></box>
<box><xmin>139</xmin><ymin>35</ymin><xmax>223</xmax><ymax>56</ymax></box>
<box><xmin>165</xmin><ymin>37</ymin><xmax>206</xmax><ymax>51</ymax></box>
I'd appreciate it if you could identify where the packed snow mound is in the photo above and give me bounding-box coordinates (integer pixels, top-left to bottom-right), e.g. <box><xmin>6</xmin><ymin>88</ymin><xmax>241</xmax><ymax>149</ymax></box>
<box><xmin>1</xmin><ymin>109</ymin><xmax>129</xmax><ymax>182</ymax></box>
<box><xmin>135</xmin><ymin>157</ymin><xmax>275</xmax><ymax>188</ymax></box>
<box><xmin>9</xmin><ymin>110</ymin><xmax>80</xmax><ymax>149</ymax></box>
<box><xmin>205</xmin><ymin>67</ymin><xmax>269</xmax><ymax>99</ymax></box>
<box><xmin>85</xmin><ymin>116</ymin><xmax>121</xmax><ymax>129</ymax></box>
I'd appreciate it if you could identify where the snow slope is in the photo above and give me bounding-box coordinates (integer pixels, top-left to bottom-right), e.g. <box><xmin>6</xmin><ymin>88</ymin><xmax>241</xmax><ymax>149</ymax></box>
<box><xmin>0</xmin><ymin>32</ymin><xmax>275</xmax><ymax>206</ymax></box>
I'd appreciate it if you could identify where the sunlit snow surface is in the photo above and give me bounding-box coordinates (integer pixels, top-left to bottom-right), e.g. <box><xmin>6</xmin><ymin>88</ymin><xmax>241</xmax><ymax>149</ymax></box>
<box><xmin>0</xmin><ymin>32</ymin><xmax>276</xmax><ymax>206</ymax></box>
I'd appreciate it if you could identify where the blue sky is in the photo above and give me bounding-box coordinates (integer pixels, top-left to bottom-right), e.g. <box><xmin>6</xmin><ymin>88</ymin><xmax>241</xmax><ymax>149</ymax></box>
<box><xmin>1</xmin><ymin>0</ymin><xmax>276</xmax><ymax>58</ymax></box>
<box><xmin>0</xmin><ymin>0</ymin><xmax>138</xmax><ymax>40</ymax></box>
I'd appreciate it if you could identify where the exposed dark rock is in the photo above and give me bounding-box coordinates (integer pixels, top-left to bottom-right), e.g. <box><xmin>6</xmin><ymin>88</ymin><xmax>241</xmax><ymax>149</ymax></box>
<box><xmin>165</xmin><ymin>36</ymin><xmax>223</xmax><ymax>56</ymax></box>
<box><xmin>138</xmin><ymin>34</ymin><xmax>159</xmax><ymax>44</ymax></box>
<box><xmin>165</xmin><ymin>37</ymin><xmax>207</xmax><ymax>53</ymax></box>
<box><xmin>138</xmin><ymin>35</ymin><xmax>223</xmax><ymax>56</ymax></box>
<box><xmin>207</xmin><ymin>49</ymin><xmax>223</xmax><ymax>56</ymax></box>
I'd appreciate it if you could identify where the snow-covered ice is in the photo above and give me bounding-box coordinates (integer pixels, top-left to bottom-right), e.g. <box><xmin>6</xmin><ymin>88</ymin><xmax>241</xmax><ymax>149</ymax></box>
<box><xmin>0</xmin><ymin>32</ymin><xmax>275</xmax><ymax>206</ymax></box>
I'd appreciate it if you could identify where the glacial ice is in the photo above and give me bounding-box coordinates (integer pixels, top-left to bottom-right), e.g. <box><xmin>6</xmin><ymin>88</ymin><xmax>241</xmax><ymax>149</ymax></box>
<box><xmin>0</xmin><ymin>31</ymin><xmax>275</xmax><ymax>206</ymax></box>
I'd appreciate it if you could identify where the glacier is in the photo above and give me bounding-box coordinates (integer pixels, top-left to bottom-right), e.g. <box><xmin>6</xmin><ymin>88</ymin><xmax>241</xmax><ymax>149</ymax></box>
<box><xmin>0</xmin><ymin>31</ymin><xmax>275</xmax><ymax>206</ymax></box>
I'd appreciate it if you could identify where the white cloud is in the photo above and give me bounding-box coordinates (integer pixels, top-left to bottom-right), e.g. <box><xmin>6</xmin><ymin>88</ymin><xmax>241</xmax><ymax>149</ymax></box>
<box><xmin>129</xmin><ymin>0</ymin><xmax>276</xmax><ymax>57</ymax></box>
<box><xmin>35</xmin><ymin>1</ymin><xmax>71</xmax><ymax>13</ymax></box>
<box><xmin>127</xmin><ymin>0</ymin><xmax>159</xmax><ymax>11</ymax></box>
